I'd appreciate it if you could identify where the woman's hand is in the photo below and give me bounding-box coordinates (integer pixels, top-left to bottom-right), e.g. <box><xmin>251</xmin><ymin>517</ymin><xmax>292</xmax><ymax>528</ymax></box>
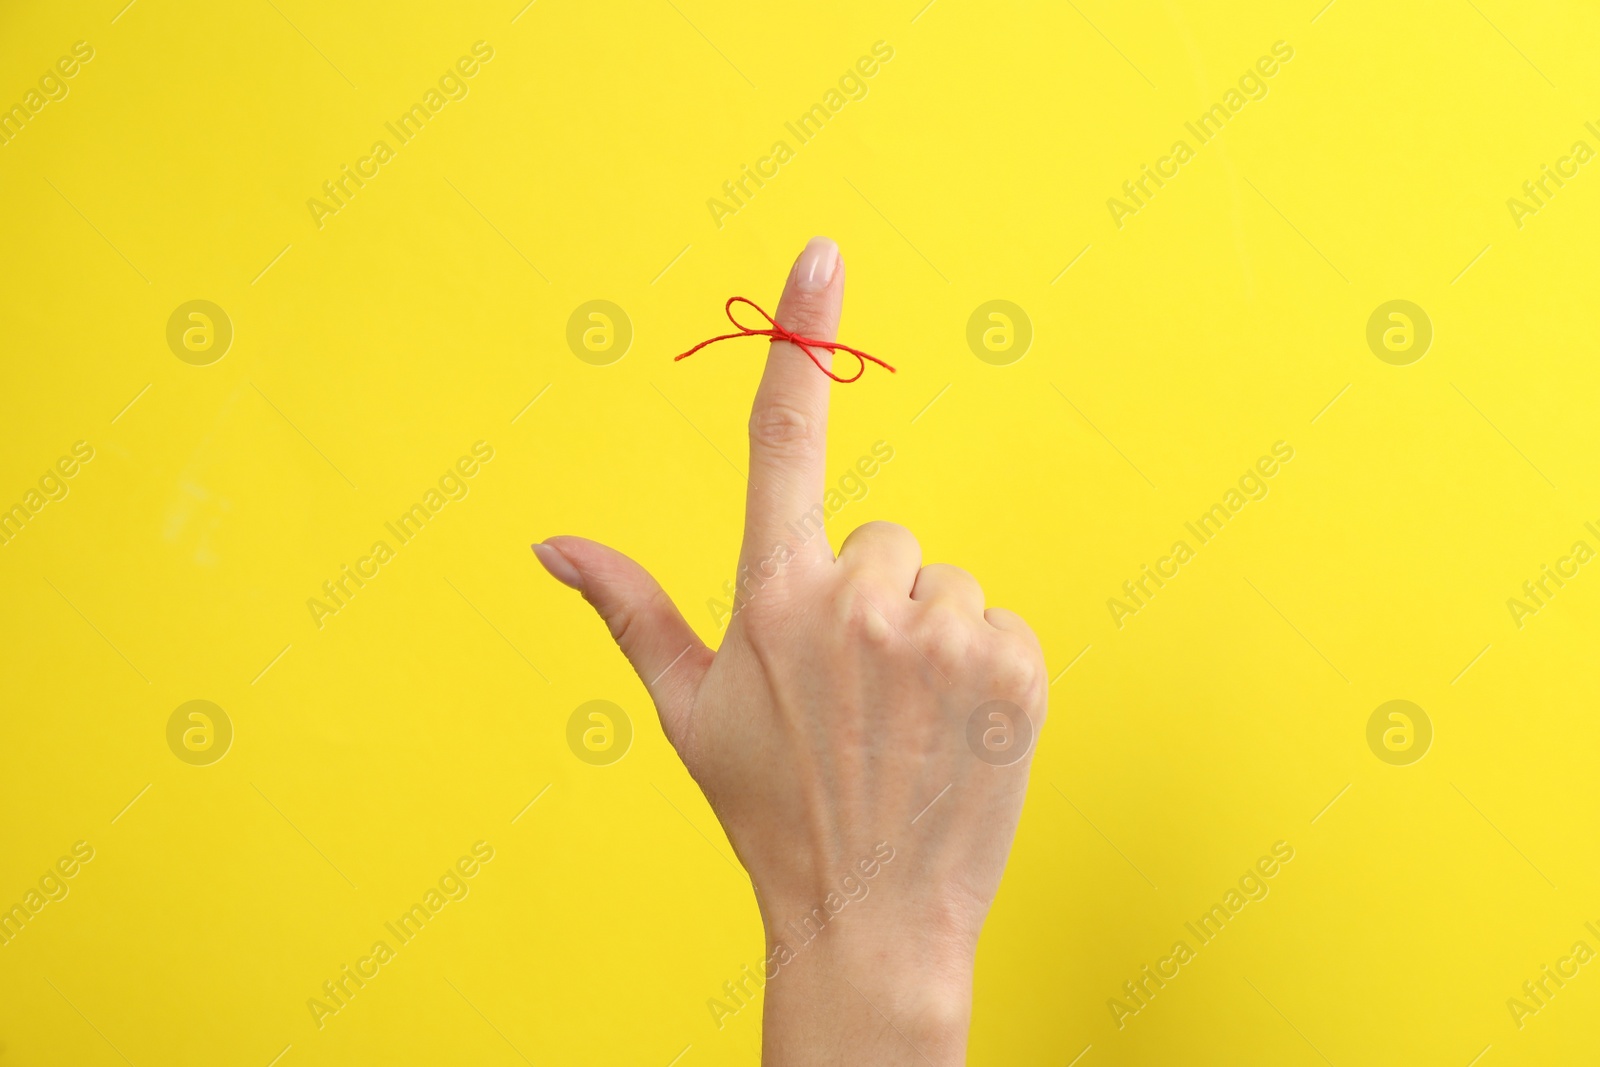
<box><xmin>533</xmin><ymin>236</ymin><xmax>1047</xmax><ymax>1065</ymax></box>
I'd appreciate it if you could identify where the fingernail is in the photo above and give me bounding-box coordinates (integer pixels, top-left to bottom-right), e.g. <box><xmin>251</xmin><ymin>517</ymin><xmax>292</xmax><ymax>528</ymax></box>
<box><xmin>532</xmin><ymin>541</ymin><xmax>583</xmax><ymax>591</ymax></box>
<box><xmin>794</xmin><ymin>236</ymin><xmax>839</xmax><ymax>292</ymax></box>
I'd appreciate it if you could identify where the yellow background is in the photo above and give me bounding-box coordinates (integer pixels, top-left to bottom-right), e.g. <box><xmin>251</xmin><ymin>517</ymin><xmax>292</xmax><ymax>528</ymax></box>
<box><xmin>2</xmin><ymin>0</ymin><xmax>1598</xmax><ymax>1063</ymax></box>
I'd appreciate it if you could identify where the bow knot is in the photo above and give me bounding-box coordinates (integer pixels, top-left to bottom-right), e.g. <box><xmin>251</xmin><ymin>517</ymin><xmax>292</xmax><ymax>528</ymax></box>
<box><xmin>675</xmin><ymin>297</ymin><xmax>894</xmax><ymax>383</ymax></box>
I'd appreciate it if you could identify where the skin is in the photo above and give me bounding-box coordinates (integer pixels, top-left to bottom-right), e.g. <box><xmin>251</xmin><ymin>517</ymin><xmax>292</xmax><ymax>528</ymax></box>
<box><xmin>533</xmin><ymin>236</ymin><xmax>1047</xmax><ymax>1065</ymax></box>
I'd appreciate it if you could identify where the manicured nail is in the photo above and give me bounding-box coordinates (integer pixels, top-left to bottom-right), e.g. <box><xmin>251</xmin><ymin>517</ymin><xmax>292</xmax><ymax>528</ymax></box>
<box><xmin>794</xmin><ymin>236</ymin><xmax>839</xmax><ymax>292</ymax></box>
<box><xmin>532</xmin><ymin>541</ymin><xmax>583</xmax><ymax>590</ymax></box>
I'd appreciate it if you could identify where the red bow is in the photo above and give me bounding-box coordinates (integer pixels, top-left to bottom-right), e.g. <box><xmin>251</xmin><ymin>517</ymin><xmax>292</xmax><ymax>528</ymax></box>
<box><xmin>675</xmin><ymin>297</ymin><xmax>895</xmax><ymax>383</ymax></box>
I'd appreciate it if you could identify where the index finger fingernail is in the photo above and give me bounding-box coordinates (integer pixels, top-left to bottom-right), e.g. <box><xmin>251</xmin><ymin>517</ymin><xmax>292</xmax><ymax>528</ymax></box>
<box><xmin>794</xmin><ymin>236</ymin><xmax>839</xmax><ymax>292</ymax></box>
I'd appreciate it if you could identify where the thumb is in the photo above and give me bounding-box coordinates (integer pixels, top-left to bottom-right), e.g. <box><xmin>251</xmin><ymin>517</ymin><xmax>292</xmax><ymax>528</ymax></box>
<box><xmin>533</xmin><ymin>536</ymin><xmax>711</xmax><ymax>739</ymax></box>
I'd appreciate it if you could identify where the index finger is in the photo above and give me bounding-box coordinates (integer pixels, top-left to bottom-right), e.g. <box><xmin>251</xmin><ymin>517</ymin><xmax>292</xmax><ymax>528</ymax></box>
<box><xmin>739</xmin><ymin>236</ymin><xmax>844</xmax><ymax>577</ymax></box>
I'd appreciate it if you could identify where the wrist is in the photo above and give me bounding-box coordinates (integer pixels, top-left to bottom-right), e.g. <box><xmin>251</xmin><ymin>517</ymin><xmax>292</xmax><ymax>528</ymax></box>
<box><xmin>756</xmin><ymin>893</ymin><xmax>976</xmax><ymax>1066</ymax></box>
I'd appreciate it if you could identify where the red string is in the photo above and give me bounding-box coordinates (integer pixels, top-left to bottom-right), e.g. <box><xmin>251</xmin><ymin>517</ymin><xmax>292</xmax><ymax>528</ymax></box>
<box><xmin>674</xmin><ymin>297</ymin><xmax>895</xmax><ymax>383</ymax></box>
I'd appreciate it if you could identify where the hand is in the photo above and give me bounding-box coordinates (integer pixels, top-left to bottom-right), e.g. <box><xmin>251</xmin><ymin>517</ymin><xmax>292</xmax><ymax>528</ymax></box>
<box><xmin>533</xmin><ymin>236</ymin><xmax>1048</xmax><ymax>1065</ymax></box>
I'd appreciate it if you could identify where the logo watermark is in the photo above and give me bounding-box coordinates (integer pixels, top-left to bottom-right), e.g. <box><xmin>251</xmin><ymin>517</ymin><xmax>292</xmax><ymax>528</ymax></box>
<box><xmin>306</xmin><ymin>42</ymin><xmax>495</xmax><ymax>229</ymax></box>
<box><xmin>707</xmin><ymin>441</ymin><xmax>895</xmax><ymax>629</ymax></box>
<box><xmin>1506</xmin><ymin>524</ymin><xmax>1599</xmax><ymax>629</ymax></box>
<box><xmin>306</xmin><ymin>841</ymin><xmax>495</xmax><ymax>1029</ymax></box>
<box><xmin>706</xmin><ymin>41</ymin><xmax>894</xmax><ymax>229</ymax></box>
<box><xmin>167</xmin><ymin>700</ymin><xmax>233</xmax><ymax>766</ymax></box>
<box><xmin>1108</xmin><ymin>442</ymin><xmax>1295</xmax><ymax>628</ymax></box>
<box><xmin>306</xmin><ymin>441</ymin><xmax>494</xmax><ymax>629</ymax></box>
<box><xmin>1108</xmin><ymin>840</ymin><xmax>1295</xmax><ymax>1028</ymax></box>
<box><xmin>966</xmin><ymin>301</ymin><xmax>1032</xmax><ymax>366</ymax></box>
<box><xmin>1365</xmin><ymin>300</ymin><xmax>1431</xmax><ymax>365</ymax></box>
<box><xmin>1107</xmin><ymin>41</ymin><xmax>1294</xmax><ymax>229</ymax></box>
<box><xmin>1365</xmin><ymin>700</ymin><xmax>1431</xmax><ymax>766</ymax></box>
<box><xmin>966</xmin><ymin>700</ymin><xmax>1033</xmax><ymax>765</ymax></box>
<box><xmin>705</xmin><ymin>842</ymin><xmax>896</xmax><ymax>1030</ymax></box>
<box><xmin>566</xmin><ymin>700</ymin><xmax>632</xmax><ymax>766</ymax></box>
<box><xmin>0</xmin><ymin>40</ymin><xmax>94</xmax><ymax>149</ymax></box>
<box><xmin>1507</xmin><ymin>923</ymin><xmax>1600</xmax><ymax>1030</ymax></box>
<box><xmin>0</xmin><ymin>440</ymin><xmax>95</xmax><ymax>549</ymax></box>
<box><xmin>566</xmin><ymin>300</ymin><xmax>632</xmax><ymax>365</ymax></box>
<box><xmin>0</xmin><ymin>841</ymin><xmax>95</xmax><ymax>949</ymax></box>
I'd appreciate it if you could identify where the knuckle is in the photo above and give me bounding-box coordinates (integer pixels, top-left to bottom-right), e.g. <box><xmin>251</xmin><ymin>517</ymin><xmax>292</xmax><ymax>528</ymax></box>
<box><xmin>856</xmin><ymin>519</ymin><xmax>910</xmax><ymax>539</ymax></box>
<box><xmin>879</xmin><ymin>521</ymin><xmax>919</xmax><ymax>550</ymax></box>
<box><xmin>750</xmin><ymin>402</ymin><xmax>823</xmax><ymax>454</ymax></box>
<box><xmin>914</xmin><ymin>607</ymin><xmax>975</xmax><ymax>673</ymax></box>
<box><xmin>606</xmin><ymin>584</ymin><xmax>665</xmax><ymax>649</ymax></box>
<box><xmin>987</xmin><ymin>606</ymin><xmax>1042</xmax><ymax>649</ymax></box>
<box><xmin>1009</xmin><ymin>610</ymin><xmax>1041</xmax><ymax>643</ymax></box>
<box><xmin>842</xmin><ymin>520</ymin><xmax>920</xmax><ymax>561</ymax></box>
<box><xmin>832</xmin><ymin>579</ymin><xmax>897</xmax><ymax>648</ymax></box>
<box><xmin>990</xmin><ymin>641</ymin><xmax>1045</xmax><ymax>704</ymax></box>
<box><xmin>925</xmin><ymin>561</ymin><xmax>973</xmax><ymax>583</ymax></box>
<box><xmin>859</xmin><ymin>607</ymin><xmax>896</xmax><ymax>648</ymax></box>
